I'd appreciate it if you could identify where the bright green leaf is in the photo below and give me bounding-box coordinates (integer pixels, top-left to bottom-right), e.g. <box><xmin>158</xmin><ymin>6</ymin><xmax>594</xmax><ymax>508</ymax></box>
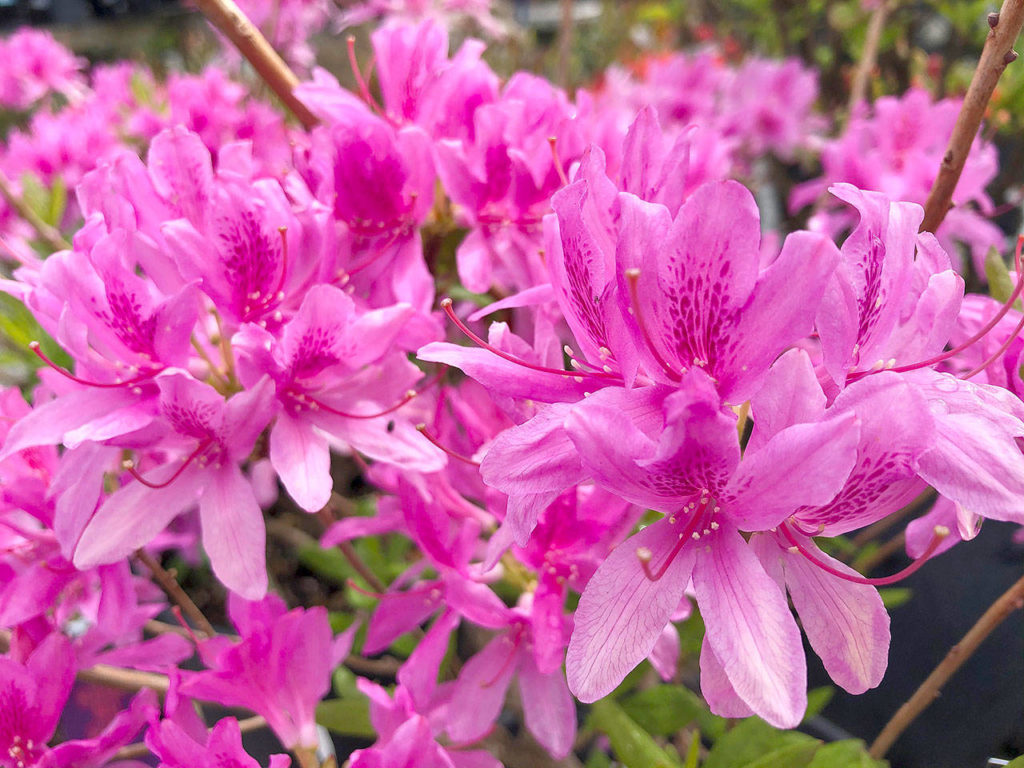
<box><xmin>588</xmin><ymin>699</ymin><xmax>681</xmax><ymax>768</ymax></box>
<box><xmin>986</xmin><ymin>247</ymin><xmax>1019</xmax><ymax>307</ymax></box>
<box><xmin>704</xmin><ymin>718</ymin><xmax>817</xmax><ymax>768</ymax></box>
<box><xmin>879</xmin><ymin>587</ymin><xmax>912</xmax><ymax>610</ymax></box>
<box><xmin>803</xmin><ymin>686</ymin><xmax>834</xmax><ymax>722</ymax></box>
<box><xmin>807</xmin><ymin>739</ymin><xmax>887</xmax><ymax>768</ymax></box>
<box><xmin>742</xmin><ymin>741</ymin><xmax>820</xmax><ymax>768</ymax></box>
<box><xmin>620</xmin><ymin>685</ymin><xmax>726</xmax><ymax>740</ymax></box>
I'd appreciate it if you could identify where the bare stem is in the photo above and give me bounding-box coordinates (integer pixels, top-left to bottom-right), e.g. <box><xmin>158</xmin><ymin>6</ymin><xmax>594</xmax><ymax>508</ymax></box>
<box><xmin>869</xmin><ymin>570</ymin><xmax>1024</xmax><ymax>758</ymax></box>
<box><xmin>0</xmin><ymin>171</ymin><xmax>71</xmax><ymax>252</ymax></box>
<box><xmin>136</xmin><ymin>548</ymin><xmax>217</xmax><ymax>638</ymax></box>
<box><xmin>848</xmin><ymin>0</ymin><xmax>895</xmax><ymax>113</ymax></box>
<box><xmin>920</xmin><ymin>0</ymin><xmax>1024</xmax><ymax>233</ymax></box>
<box><xmin>557</xmin><ymin>0</ymin><xmax>574</xmax><ymax>91</ymax></box>
<box><xmin>190</xmin><ymin>0</ymin><xmax>318</xmax><ymax>129</ymax></box>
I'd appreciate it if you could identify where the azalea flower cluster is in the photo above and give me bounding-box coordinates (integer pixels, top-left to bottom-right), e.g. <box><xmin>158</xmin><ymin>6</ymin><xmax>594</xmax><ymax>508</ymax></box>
<box><xmin>0</xmin><ymin>9</ymin><xmax>1022</xmax><ymax>768</ymax></box>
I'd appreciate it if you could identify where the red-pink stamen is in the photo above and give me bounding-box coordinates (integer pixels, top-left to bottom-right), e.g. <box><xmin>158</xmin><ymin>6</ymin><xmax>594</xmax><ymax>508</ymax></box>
<box><xmin>415</xmin><ymin>423</ymin><xmax>480</xmax><ymax>466</ymax></box>
<box><xmin>849</xmin><ymin>235</ymin><xmax>1024</xmax><ymax>380</ymax></box>
<box><xmin>963</xmin><ymin>303</ymin><xmax>1024</xmax><ymax>379</ymax></box>
<box><xmin>624</xmin><ymin>269</ymin><xmax>682</xmax><ymax>382</ymax></box>
<box><xmin>639</xmin><ymin>510</ymin><xmax>707</xmax><ymax>581</ymax></box>
<box><xmin>124</xmin><ymin>440</ymin><xmax>210</xmax><ymax>489</ymax></box>
<box><xmin>780</xmin><ymin>522</ymin><xmax>948</xmax><ymax>586</ymax></box>
<box><xmin>29</xmin><ymin>342</ymin><xmax>159</xmax><ymax>389</ymax></box>
<box><xmin>346</xmin><ymin>36</ymin><xmax>389</xmax><ymax>121</ymax></box>
<box><xmin>440</xmin><ymin>298</ymin><xmax>620</xmax><ymax>382</ymax></box>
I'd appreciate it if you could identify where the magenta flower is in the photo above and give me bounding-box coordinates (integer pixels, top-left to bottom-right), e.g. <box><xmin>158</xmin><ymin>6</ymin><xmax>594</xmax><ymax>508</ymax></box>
<box><xmin>564</xmin><ymin>372</ymin><xmax>859</xmax><ymax>726</ymax></box>
<box><xmin>179</xmin><ymin>593</ymin><xmax>352</xmax><ymax>751</ymax></box>
<box><xmin>72</xmin><ymin>373</ymin><xmax>276</xmax><ymax>599</ymax></box>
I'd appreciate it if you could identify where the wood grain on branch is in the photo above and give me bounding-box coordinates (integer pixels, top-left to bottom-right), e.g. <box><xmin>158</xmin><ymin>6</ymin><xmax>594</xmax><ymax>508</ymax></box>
<box><xmin>190</xmin><ymin>0</ymin><xmax>318</xmax><ymax>129</ymax></box>
<box><xmin>920</xmin><ymin>0</ymin><xmax>1024</xmax><ymax>233</ymax></box>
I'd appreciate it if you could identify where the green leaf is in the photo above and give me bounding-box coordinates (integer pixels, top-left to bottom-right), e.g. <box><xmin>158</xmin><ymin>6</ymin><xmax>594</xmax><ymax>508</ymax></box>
<box><xmin>683</xmin><ymin>731</ymin><xmax>701</xmax><ymax>768</ymax></box>
<box><xmin>986</xmin><ymin>246</ymin><xmax>1021</xmax><ymax>309</ymax></box>
<box><xmin>803</xmin><ymin>686</ymin><xmax>834</xmax><ymax>722</ymax></box>
<box><xmin>584</xmin><ymin>749</ymin><xmax>614</xmax><ymax>768</ymax></box>
<box><xmin>46</xmin><ymin>176</ymin><xmax>67</xmax><ymax>228</ymax></box>
<box><xmin>296</xmin><ymin>541</ymin><xmax>353</xmax><ymax>586</ymax></box>
<box><xmin>742</xmin><ymin>741</ymin><xmax>820</xmax><ymax>768</ymax></box>
<box><xmin>587</xmin><ymin>698</ymin><xmax>681</xmax><ymax>768</ymax></box>
<box><xmin>620</xmin><ymin>685</ymin><xmax>726</xmax><ymax>740</ymax></box>
<box><xmin>807</xmin><ymin>740</ymin><xmax>886</xmax><ymax>768</ymax></box>
<box><xmin>879</xmin><ymin>587</ymin><xmax>912</xmax><ymax>610</ymax></box>
<box><xmin>315</xmin><ymin>698</ymin><xmax>375</xmax><ymax>738</ymax></box>
<box><xmin>703</xmin><ymin>718</ymin><xmax>817</xmax><ymax>768</ymax></box>
<box><xmin>1005</xmin><ymin>757</ymin><xmax>1024</xmax><ymax>768</ymax></box>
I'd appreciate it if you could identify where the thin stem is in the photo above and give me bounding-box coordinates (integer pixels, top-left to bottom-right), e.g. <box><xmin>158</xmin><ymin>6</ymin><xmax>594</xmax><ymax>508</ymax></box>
<box><xmin>0</xmin><ymin>171</ymin><xmax>71</xmax><ymax>252</ymax></box>
<box><xmin>135</xmin><ymin>549</ymin><xmax>217</xmax><ymax>638</ymax></box>
<box><xmin>847</xmin><ymin>0</ymin><xmax>895</xmax><ymax>114</ymax></box>
<box><xmin>78</xmin><ymin>663</ymin><xmax>171</xmax><ymax>695</ymax></box>
<box><xmin>189</xmin><ymin>0</ymin><xmax>318</xmax><ymax>130</ymax></box>
<box><xmin>294</xmin><ymin>746</ymin><xmax>320</xmax><ymax>768</ymax></box>
<box><xmin>557</xmin><ymin>0</ymin><xmax>574</xmax><ymax>90</ymax></box>
<box><xmin>920</xmin><ymin>0</ymin><xmax>1024</xmax><ymax>233</ymax></box>
<box><xmin>869</xmin><ymin>571</ymin><xmax>1024</xmax><ymax>758</ymax></box>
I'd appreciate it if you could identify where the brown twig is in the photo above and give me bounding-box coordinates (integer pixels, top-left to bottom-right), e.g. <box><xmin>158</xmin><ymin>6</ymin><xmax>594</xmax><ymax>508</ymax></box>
<box><xmin>190</xmin><ymin>0</ymin><xmax>318</xmax><ymax>129</ymax></box>
<box><xmin>848</xmin><ymin>0</ymin><xmax>895</xmax><ymax>114</ymax></box>
<box><xmin>920</xmin><ymin>0</ymin><xmax>1024</xmax><ymax>233</ymax></box>
<box><xmin>0</xmin><ymin>172</ymin><xmax>71</xmax><ymax>252</ymax></box>
<box><xmin>869</xmin><ymin>571</ymin><xmax>1024</xmax><ymax>758</ymax></box>
<box><xmin>135</xmin><ymin>549</ymin><xmax>217</xmax><ymax>638</ymax></box>
<box><xmin>77</xmin><ymin>663</ymin><xmax>172</xmax><ymax>695</ymax></box>
<box><xmin>112</xmin><ymin>715</ymin><xmax>268</xmax><ymax>761</ymax></box>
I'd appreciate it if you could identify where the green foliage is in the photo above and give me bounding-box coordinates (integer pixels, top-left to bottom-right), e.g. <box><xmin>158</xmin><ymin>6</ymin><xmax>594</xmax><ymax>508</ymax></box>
<box><xmin>702</xmin><ymin>718</ymin><xmax>819</xmax><ymax>768</ymax></box>
<box><xmin>315</xmin><ymin>698</ymin><xmax>375</xmax><ymax>739</ymax></box>
<box><xmin>807</xmin><ymin>740</ymin><xmax>887</xmax><ymax>768</ymax></box>
<box><xmin>588</xmin><ymin>698</ymin><xmax>682</xmax><ymax>768</ymax></box>
<box><xmin>620</xmin><ymin>684</ymin><xmax>727</xmax><ymax>741</ymax></box>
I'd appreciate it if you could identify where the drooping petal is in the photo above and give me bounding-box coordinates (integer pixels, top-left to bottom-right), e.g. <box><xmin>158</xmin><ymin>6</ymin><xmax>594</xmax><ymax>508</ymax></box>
<box><xmin>777</xmin><ymin>535</ymin><xmax>890</xmax><ymax>694</ymax></box>
<box><xmin>198</xmin><ymin>464</ymin><xmax>268</xmax><ymax>599</ymax></box>
<box><xmin>445</xmin><ymin>634</ymin><xmax>517</xmax><ymax>744</ymax></box>
<box><xmin>567</xmin><ymin>518</ymin><xmax>696</xmax><ymax>702</ymax></box>
<box><xmin>518</xmin><ymin>656</ymin><xmax>576</xmax><ymax>759</ymax></box>
<box><xmin>692</xmin><ymin>524</ymin><xmax>806</xmax><ymax>728</ymax></box>
<box><xmin>270</xmin><ymin>413</ymin><xmax>332</xmax><ymax>513</ymax></box>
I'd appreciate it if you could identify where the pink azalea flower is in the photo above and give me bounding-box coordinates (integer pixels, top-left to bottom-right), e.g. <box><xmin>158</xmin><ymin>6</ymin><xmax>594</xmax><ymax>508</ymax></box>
<box><xmin>72</xmin><ymin>373</ymin><xmax>277</xmax><ymax>599</ymax></box>
<box><xmin>178</xmin><ymin>593</ymin><xmax>353</xmax><ymax>751</ymax></box>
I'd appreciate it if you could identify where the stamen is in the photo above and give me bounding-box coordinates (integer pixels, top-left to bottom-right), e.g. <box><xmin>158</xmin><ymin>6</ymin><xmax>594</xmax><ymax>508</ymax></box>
<box><xmin>780</xmin><ymin>523</ymin><xmax>948</xmax><ymax>586</ymax></box>
<box><xmin>962</xmin><ymin>306</ymin><xmax>1024</xmax><ymax>380</ymax></box>
<box><xmin>548</xmin><ymin>136</ymin><xmax>570</xmax><ymax>187</ymax></box>
<box><xmin>346</xmin><ymin>36</ymin><xmax>389</xmax><ymax>121</ymax></box>
<box><xmin>416</xmin><ymin>423</ymin><xmax>480</xmax><ymax>466</ymax></box>
<box><xmin>440</xmin><ymin>298</ymin><xmax>620</xmax><ymax>382</ymax></box>
<box><xmin>640</xmin><ymin>509</ymin><xmax>707</xmax><ymax>581</ymax></box>
<box><xmin>624</xmin><ymin>270</ymin><xmax>682</xmax><ymax>382</ymax></box>
<box><xmin>123</xmin><ymin>440</ymin><xmax>210</xmax><ymax>489</ymax></box>
<box><xmin>849</xmin><ymin>235</ymin><xmax>1024</xmax><ymax>380</ymax></box>
<box><xmin>29</xmin><ymin>342</ymin><xmax>159</xmax><ymax>389</ymax></box>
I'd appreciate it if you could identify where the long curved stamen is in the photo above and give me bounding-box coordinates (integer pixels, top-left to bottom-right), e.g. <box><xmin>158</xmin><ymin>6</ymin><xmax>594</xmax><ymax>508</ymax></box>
<box><xmin>780</xmin><ymin>522</ymin><xmax>949</xmax><ymax>586</ymax></box>
<box><xmin>441</xmin><ymin>298</ymin><xmax>621</xmax><ymax>382</ymax></box>
<box><xmin>310</xmin><ymin>390</ymin><xmax>417</xmax><ymax>419</ymax></box>
<box><xmin>415</xmin><ymin>423</ymin><xmax>480</xmax><ymax>466</ymax></box>
<box><xmin>29</xmin><ymin>342</ymin><xmax>159</xmax><ymax>389</ymax></box>
<box><xmin>123</xmin><ymin>441</ymin><xmax>211</xmax><ymax>489</ymax></box>
<box><xmin>548</xmin><ymin>136</ymin><xmax>570</xmax><ymax>188</ymax></box>
<box><xmin>346</xmin><ymin>36</ymin><xmax>389</xmax><ymax>121</ymax></box>
<box><xmin>624</xmin><ymin>269</ymin><xmax>682</xmax><ymax>382</ymax></box>
<box><xmin>963</xmin><ymin>305</ymin><xmax>1024</xmax><ymax>379</ymax></box>
<box><xmin>849</xmin><ymin>236</ymin><xmax>1024</xmax><ymax>380</ymax></box>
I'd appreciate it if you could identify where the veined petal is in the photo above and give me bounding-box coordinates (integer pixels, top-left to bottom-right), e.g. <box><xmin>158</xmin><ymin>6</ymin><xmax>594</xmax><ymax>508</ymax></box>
<box><xmin>199</xmin><ymin>464</ymin><xmax>268</xmax><ymax>599</ymax></box>
<box><xmin>270</xmin><ymin>414</ymin><xmax>332</xmax><ymax>513</ymax></box>
<box><xmin>518</xmin><ymin>657</ymin><xmax>576</xmax><ymax>759</ymax></box>
<box><xmin>567</xmin><ymin>518</ymin><xmax>696</xmax><ymax>702</ymax></box>
<box><xmin>779</xmin><ymin>535</ymin><xmax>890</xmax><ymax>694</ymax></box>
<box><xmin>727</xmin><ymin>412</ymin><xmax>859</xmax><ymax>531</ymax></box>
<box><xmin>73</xmin><ymin>466</ymin><xmax>205</xmax><ymax>569</ymax></box>
<box><xmin>692</xmin><ymin>524</ymin><xmax>806</xmax><ymax>728</ymax></box>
